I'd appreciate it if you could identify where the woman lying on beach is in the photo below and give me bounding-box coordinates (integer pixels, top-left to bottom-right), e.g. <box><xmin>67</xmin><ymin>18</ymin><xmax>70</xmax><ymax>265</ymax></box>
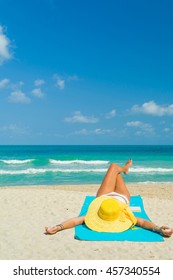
<box><xmin>45</xmin><ymin>160</ymin><xmax>173</xmax><ymax>237</ymax></box>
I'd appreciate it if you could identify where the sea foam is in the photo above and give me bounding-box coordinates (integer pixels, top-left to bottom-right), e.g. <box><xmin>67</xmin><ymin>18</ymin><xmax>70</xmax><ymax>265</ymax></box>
<box><xmin>0</xmin><ymin>168</ymin><xmax>107</xmax><ymax>175</ymax></box>
<box><xmin>50</xmin><ymin>159</ymin><xmax>109</xmax><ymax>165</ymax></box>
<box><xmin>130</xmin><ymin>167</ymin><xmax>173</xmax><ymax>173</ymax></box>
<box><xmin>0</xmin><ymin>159</ymin><xmax>34</xmax><ymax>165</ymax></box>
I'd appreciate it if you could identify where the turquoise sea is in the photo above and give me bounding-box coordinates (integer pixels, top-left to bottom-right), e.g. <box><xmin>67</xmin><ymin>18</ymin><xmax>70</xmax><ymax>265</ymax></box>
<box><xmin>0</xmin><ymin>145</ymin><xmax>173</xmax><ymax>187</ymax></box>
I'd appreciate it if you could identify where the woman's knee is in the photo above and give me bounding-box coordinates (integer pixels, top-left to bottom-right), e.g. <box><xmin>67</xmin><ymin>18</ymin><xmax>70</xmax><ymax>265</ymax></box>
<box><xmin>109</xmin><ymin>163</ymin><xmax>119</xmax><ymax>172</ymax></box>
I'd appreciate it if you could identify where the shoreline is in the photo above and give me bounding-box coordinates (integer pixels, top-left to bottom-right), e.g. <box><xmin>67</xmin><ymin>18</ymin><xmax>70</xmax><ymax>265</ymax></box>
<box><xmin>1</xmin><ymin>182</ymin><xmax>173</xmax><ymax>199</ymax></box>
<box><xmin>1</xmin><ymin>181</ymin><xmax>173</xmax><ymax>187</ymax></box>
<box><xmin>0</xmin><ymin>183</ymin><xmax>173</xmax><ymax>260</ymax></box>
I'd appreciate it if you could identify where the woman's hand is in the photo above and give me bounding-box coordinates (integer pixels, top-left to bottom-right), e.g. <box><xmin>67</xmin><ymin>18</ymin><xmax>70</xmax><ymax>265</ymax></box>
<box><xmin>159</xmin><ymin>226</ymin><xmax>173</xmax><ymax>237</ymax></box>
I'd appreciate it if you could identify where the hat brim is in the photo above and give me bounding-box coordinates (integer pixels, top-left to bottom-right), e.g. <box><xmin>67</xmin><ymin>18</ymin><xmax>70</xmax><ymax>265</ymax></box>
<box><xmin>85</xmin><ymin>196</ymin><xmax>133</xmax><ymax>233</ymax></box>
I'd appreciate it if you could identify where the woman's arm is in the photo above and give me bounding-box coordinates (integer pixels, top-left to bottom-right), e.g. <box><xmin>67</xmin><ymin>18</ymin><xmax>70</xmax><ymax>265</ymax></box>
<box><xmin>136</xmin><ymin>217</ymin><xmax>173</xmax><ymax>237</ymax></box>
<box><xmin>45</xmin><ymin>216</ymin><xmax>85</xmax><ymax>235</ymax></box>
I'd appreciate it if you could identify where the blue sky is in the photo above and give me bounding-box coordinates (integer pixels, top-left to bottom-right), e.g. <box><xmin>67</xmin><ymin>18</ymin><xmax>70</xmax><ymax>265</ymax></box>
<box><xmin>0</xmin><ymin>0</ymin><xmax>173</xmax><ymax>145</ymax></box>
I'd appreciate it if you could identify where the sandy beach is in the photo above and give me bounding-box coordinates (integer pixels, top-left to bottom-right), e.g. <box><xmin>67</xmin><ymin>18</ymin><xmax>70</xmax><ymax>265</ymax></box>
<box><xmin>0</xmin><ymin>183</ymin><xmax>173</xmax><ymax>260</ymax></box>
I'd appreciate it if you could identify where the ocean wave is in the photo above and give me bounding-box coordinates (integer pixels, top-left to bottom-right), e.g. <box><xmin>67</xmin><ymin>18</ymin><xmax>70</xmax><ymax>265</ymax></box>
<box><xmin>131</xmin><ymin>167</ymin><xmax>173</xmax><ymax>173</ymax></box>
<box><xmin>50</xmin><ymin>159</ymin><xmax>109</xmax><ymax>165</ymax></box>
<box><xmin>0</xmin><ymin>159</ymin><xmax>35</xmax><ymax>165</ymax></box>
<box><xmin>0</xmin><ymin>166</ymin><xmax>173</xmax><ymax>176</ymax></box>
<box><xmin>133</xmin><ymin>181</ymin><xmax>173</xmax><ymax>185</ymax></box>
<box><xmin>0</xmin><ymin>168</ymin><xmax>107</xmax><ymax>175</ymax></box>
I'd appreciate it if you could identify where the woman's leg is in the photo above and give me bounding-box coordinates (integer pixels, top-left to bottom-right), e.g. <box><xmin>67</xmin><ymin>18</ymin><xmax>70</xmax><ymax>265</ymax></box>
<box><xmin>96</xmin><ymin>160</ymin><xmax>132</xmax><ymax>197</ymax></box>
<box><xmin>113</xmin><ymin>173</ymin><xmax>130</xmax><ymax>201</ymax></box>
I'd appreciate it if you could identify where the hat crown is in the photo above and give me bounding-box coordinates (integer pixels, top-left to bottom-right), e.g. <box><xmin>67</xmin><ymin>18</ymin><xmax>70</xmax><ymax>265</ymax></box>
<box><xmin>98</xmin><ymin>198</ymin><xmax>120</xmax><ymax>221</ymax></box>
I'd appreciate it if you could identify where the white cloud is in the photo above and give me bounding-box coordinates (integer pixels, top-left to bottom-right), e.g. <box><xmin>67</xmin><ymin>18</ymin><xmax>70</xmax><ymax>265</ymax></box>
<box><xmin>93</xmin><ymin>128</ymin><xmax>113</xmax><ymax>134</ymax></box>
<box><xmin>163</xmin><ymin>128</ymin><xmax>171</xmax><ymax>132</ymax></box>
<box><xmin>34</xmin><ymin>79</ymin><xmax>45</xmax><ymax>86</ymax></box>
<box><xmin>32</xmin><ymin>88</ymin><xmax>44</xmax><ymax>98</ymax></box>
<box><xmin>126</xmin><ymin>121</ymin><xmax>154</xmax><ymax>135</ymax></box>
<box><xmin>64</xmin><ymin>111</ymin><xmax>99</xmax><ymax>123</ymax></box>
<box><xmin>11</xmin><ymin>81</ymin><xmax>24</xmax><ymax>91</ymax></box>
<box><xmin>8</xmin><ymin>90</ymin><xmax>31</xmax><ymax>104</ymax></box>
<box><xmin>0</xmin><ymin>78</ymin><xmax>10</xmax><ymax>88</ymax></box>
<box><xmin>131</xmin><ymin>101</ymin><xmax>173</xmax><ymax>116</ymax></box>
<box><xmin>0</xmin><ymin>124</ymin><xmax>29</xmax><ymax>136</ymax></box>
<box><xmin>53</xmin><ymin>74</ymin><xmax>65</xmax><ymax>90</ymax></box>
<box><xmin>0</xmin><ymin>25</ymin><xmax>12</xmax><ymax>65</ymax></box>
<box><xmin>54</xmin><ymin>74</ymin><xmax>79</xmax><ymax>90</ymax></box>
<box><xmin>74</xmin><ymin>128</ymin><xmax>89</xmax><ymax>135</ymax></box>
<box><xmin>67</xmin><ymin>75</ymin><xmax>79</xmax><ymax>81</ymax></box>
<box><xmin>106</xmin><ymin>109</ymin><xmax>116</xmax><ymax>119</ymax></box>
<box><xmin>74</xmin><ymin>128</ymin><xmax>114</xmax><ymax>135</ymax></box>
<box><xmin>126</xmin><ymin>121</ymin><xmax>144</xmax><ymax>127</ymax></box>
<box><xmin>57</xmin><ymin>78</ymin><xmax>65</xmax><ymax>90</ymax></box>
<box><xmin>0</xmin><ymin>124</ymin><xmax>17</xmax><ymax>132</ymax></box>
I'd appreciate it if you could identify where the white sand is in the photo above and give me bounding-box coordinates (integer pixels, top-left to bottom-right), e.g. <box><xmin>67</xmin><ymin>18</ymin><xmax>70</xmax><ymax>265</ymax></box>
<box><xmin>0</xmin><ymin>184</ymin><xmax>173</xmax><ymax>260</ymax></box>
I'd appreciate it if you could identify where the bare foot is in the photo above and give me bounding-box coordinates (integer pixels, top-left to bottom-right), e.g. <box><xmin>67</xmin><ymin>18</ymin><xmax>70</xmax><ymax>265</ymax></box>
<box><xmin>123</xmin><ymin>159</ymin><xmax>132</xmax><ymax>174</ymax></box>
<box><xmin>45</xmin><ymin>225</ymin><xmax>63</xmax><ymax>235</ymax></box>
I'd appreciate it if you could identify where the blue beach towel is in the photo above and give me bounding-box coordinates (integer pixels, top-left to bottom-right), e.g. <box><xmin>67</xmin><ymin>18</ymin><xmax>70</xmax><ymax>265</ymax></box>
<box><xmin>75</xmin><ymin>195</ymin><xmax>164</xmax><ymax>242</ymax></box>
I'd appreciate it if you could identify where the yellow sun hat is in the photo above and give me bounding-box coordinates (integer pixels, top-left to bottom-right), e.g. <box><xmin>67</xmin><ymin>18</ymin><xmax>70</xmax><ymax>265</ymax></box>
<box><xmin>85</xmin><ymin>196</ymin><xmax>137</xmax><ymax>233</ymax></box>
